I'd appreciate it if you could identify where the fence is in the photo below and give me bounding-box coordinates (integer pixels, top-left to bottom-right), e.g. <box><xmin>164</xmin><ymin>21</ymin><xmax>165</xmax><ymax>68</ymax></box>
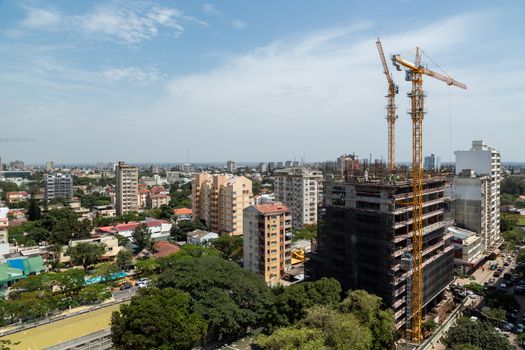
<box><xmin>44</xmin><ymin>328</ymin><xmax>113</xmax><ymax>350</ymax></box>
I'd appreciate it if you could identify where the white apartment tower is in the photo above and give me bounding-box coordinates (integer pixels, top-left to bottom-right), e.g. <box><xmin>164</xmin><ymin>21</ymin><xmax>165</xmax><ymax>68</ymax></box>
<box><xmin>274</xmin><ymin>168</ymin><xmax>323</xmax><ymax>229</ymax></box>
<box><xmin>454</xmin><ymin>140</ymin><xmax>501</xmax><ymax>252</ymax></box>
<box><xmin>226</xmin><ymin>160</ymin><xmax>236</xmax><ymax>173</ymax></box>
<box><xmin>44</xmin><ymin>173</ymin><xmax>73</xmax><ymax>203</ymax></box>
<box><xmin>116</xmin><ymin>161</ymin><xmax>139</xmax><ymax>215</ymax></box>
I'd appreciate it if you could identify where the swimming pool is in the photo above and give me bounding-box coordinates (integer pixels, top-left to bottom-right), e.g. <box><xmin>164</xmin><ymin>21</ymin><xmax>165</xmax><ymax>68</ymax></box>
<box><xmin>84</xmin><ymin>271</ymin><xmax>128</xmax><ymax>285</ymax></box>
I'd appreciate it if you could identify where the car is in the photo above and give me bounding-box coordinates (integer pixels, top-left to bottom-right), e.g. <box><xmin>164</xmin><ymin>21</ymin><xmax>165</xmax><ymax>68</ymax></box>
<box><xmin>489</xmin><ymin>277</ymin><xmax>496</xmax><ymax>284</ymax></box>
<box><xmin>494</xmin><ymin>271</ymin><xmax>501</xmax><ymax>277</ymax></box>
<box><xmin>522</xmin><ymin>314</ymin><xmax>525</xmax><ymax>323</ymax></box>
<box><xmin>502</xmin><ymin>322</ymin><xmax>514</xmax><ymax>332</ymax></box>
<box><xmin>504</xmin><ymin>261</ymin><xmax>510</xmax><ymax>266</ymax></box>
<box><xmin>517</xmin><ymin>324</ymin><xmax>524</xmax><ymax>333</ymax></box>
<box><xmin>119</xmin><ymin>283</ymin><xmax>132</xmax><ymax>290</ymax></box>
<box><xmin>501</xmin><ymin>282</ymin><xmax>507</xmax><ymax>290</ymax></box>
<box><xmin>504</xmin><ymin>273</ymin><xmax>512</xmax><ymax>280</ymax></box>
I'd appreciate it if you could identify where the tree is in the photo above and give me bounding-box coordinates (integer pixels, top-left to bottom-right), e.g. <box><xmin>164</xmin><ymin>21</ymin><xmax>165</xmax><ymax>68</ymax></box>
<box><xmin>292</xmin><ymin>224</ymin><xmax>317</xmax><ymax>242</ymax></box>
<box><xmin>501</xmin><ymin>213</ymin><xmax>518</xmax><ymax>232</ymax></box>
<box><xmin>27</xmin><ymin>193</ymin><xmax>41</xmax><ymax>221</ymax></box>
<box><xmin>131</xmin><ymin>224</ymin><xmax>153</xmax><ymax>251</ymax></box>
<box><xmin>116</xmin><ymin>250</ymin><xmax>133</xmax><ymax>270</ymax></box>
<box><xmin>48</xmin><ymin>243</ymin><xmax>64</xmax><ymax>271</ymax></box>
<box><xmin>255</xmin><ymin>327</ymin><xmax>326</xmax><ymax>350</ymax></box>
<box><xmin>67</xmin><ymin>242</ymin><xmax>105</xmax><ymax>271</ymax></box>
<box><xmin>264</xmin><ymin>278</ymin><xmax>342</xmax><ymax>333</ymax></box>
<box><xmin>79</xmin><ymin>284</ymin><xmax>111</xmax><ymax>304</ymax></box>
<box><xmin>340</xmin><ymin>290</ymin><xmax>396</xmax><ymax>350</ymax></box>
<box><xmin>210</xmin><ymin>236</ymin><xmax>243</xmax><ymax>263</ymax></box>
<box><xmin>111</xmin><ymin>288</ymin><xmax>207</xmax><ymax>350</ymax></box>
<box><xmin>156</xmin><ymin>255</ymin><xmax>272</xmax><ymax>338</ymax></box>
<box><xmin>173</xmin><ymin>219</ymin><xmax>207</xmax><ymax>241</ymax></box>
<box><xmin>134</xmin><ymin>258</ymin><xmax>159</xmax><ymax>276</ymax></box>
<box><xmin>443</xmin><ymin>318</ymin><xmax>512</xmax><ymax>350</ymax></box>
<box><xmin>484</xmin><ymin>307</ymin><xmax>506</xmax><ymax>321</ymax></box>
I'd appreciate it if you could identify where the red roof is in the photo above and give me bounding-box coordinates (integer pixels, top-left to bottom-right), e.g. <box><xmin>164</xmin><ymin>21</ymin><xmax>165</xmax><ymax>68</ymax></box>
<box><xmin>139</xmin><ymin>189</ymin><xmax>149</xmax><ymax>194</ymax></box>
<box><xmin>153</xmin><ymin>241</ymin><xmax>180</xmax><ymax>257</ymax></box>
<box><xmin>96</xmin><ymin>219</ymin><xmax>169</xmax><ymax>233</ymax></box>
<box><xmin>254</xmin><ymin>203</ymin><xmax>289</xmax><ymax>214</ymax></box>
<box><xmin>151</xmin><ymin>194</ymin><xmax>169</xmax><ymax>199</ymax></box>
<box><xmin>174</xmin><ymin>208</ymin><xmax>192</xmax><ymax>215</ymax></box>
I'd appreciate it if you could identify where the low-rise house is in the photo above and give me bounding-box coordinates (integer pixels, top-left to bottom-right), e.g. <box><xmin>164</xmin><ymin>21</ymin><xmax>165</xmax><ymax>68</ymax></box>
<box><xmin>187</xmin><ymin>229</ymin><xmax>219</xmax><ymax>246</ymax></box>
<box><xmin>96</xmin><ymin>218</ymin><xmax>172</xmax><ymax>241</ymax></box>
<box><xmin>173</xmin><ymin>208</ymin><xmax>192</xmax><ymax>221</ymax></box>
<box><xmin>6</xmin><ymin>191</ymin><xmax>29</xmax><ymax>203</ymax></box>
<box><xmin>153</xmin><ymin>241</ymin><xmax>180</xmax><ymax>257</ymax></box>
<box><xmin>68</xmin><ymin>235</ymin><xmax>122</xmax><ymax>261</ymax></box>
<box><xmin>92</xmin><ymin>204</ymin><xmax>116</xmax><ymax>218</ymax></box>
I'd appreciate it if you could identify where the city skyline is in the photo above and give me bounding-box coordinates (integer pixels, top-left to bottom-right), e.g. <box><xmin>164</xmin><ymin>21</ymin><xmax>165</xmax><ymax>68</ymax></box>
<box><xmin>1</xmin><ymin>0</ymin><xmax>524</xmax><ymax>163</ymax></box>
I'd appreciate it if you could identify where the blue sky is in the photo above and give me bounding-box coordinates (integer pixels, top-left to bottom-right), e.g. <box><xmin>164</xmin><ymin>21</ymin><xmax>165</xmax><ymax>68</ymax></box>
<box><xmin>0</xmin><ymin>0</ymin><xmax>524</xmax><ymax>164</ymax></box>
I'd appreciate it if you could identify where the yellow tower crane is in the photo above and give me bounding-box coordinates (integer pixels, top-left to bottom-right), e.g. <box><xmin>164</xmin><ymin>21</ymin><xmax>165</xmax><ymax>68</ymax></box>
<box><xmin>391</xmin><ymin>49</ymin><xmax>466</xmax><ymax>342</ymax></box>
<box><xmin>376</xmin><ymin>38</ymin><xmax>398</xmax><ymax>172</ymax></box>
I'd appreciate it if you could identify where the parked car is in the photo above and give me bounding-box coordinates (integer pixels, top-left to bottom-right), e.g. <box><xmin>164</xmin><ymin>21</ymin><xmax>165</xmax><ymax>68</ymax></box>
<box><xmin>500</xmin><ymin>282</ymin><xmax>507</xmax><ymax>290</ymax></box>
<box><xmin>489</xmin><ymin>277</ymin><xmax>496</xmax><ymax>284</ymax></box>
<box><xmin>504</xmin><ymin>261</ymin><xmax>510</xmax><ymax>266</ymax></box>
<box><xmin>517</xmin><ymin>323</ymin><xmax>524</xmax><ymax>333</ymax></box>
<box><xmin>119</xmin><ymin>283</ymin><xmax>132</xmax><ymax>290</ymax></box>
<box><xmin>494</xmin><ymin>271</ymin><xmax>501</xmax><ymax>277</ymax></box>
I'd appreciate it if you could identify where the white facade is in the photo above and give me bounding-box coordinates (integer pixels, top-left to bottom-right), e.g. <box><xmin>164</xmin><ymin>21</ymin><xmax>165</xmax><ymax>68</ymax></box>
<box><xmin>186</xmin><ymin>230</ymin><xmax>219</xmax><ymax>245</ymax></box>
<box><xmin>226</xmin><ymin>160</ymin><xmax>236</xmax><ymax>173</ymax></box>
<box><xmin>424</xmin><ymin>154</ymin><xmax>441</xmax><ymax>171</ymax></box>
<box><xmin>455</xmin><ymin>140</ymin><xmax>501</xmax><ymax>252</ymax></box>
<box><xmin>449</xmin><ymin>226</ymin><xmax>483</xmax><ymax>274</ymax></box>
<box><xmin>274</xmin><ymin>168</ymin><xmax>323</xmax><ymax>229</ymax></box>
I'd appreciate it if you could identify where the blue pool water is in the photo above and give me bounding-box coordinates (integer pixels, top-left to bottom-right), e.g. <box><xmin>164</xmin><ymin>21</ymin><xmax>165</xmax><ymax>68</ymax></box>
<box><xmin>85</xmin><ymin>271</ymin><xmax>128</xmax><ymax>285</ymax></box>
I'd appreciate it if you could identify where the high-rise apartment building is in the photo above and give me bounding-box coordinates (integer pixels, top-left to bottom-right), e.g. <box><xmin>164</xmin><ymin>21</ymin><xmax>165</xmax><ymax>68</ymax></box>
<box><xmin>46</xmin><ymin>161</ymin><xmax>54</xmax><ymax>171</ymax></box>
<box><xmin>226</xmin><ymin>160</ymin><xmax>236</xmax><ymax>173</ymax></box>
<box><xmin>116</xmin><ymin>161</ymin><xmax>139</xmax><ymax>215</ymax></box>
<box><xmin>424</xmin><ymin>154</ymin><xmax>441</xmax><ymax>172</ymax></box>
<box><xmin>44</xmin><ymin>173</ymin><xmax>73</xmax><ymax>203</ymax></box>
<box><xmin>307</xmin><ymin>177</ymin><xmax>453</xmax><ymax>330</ymax></box>
<box><xmin>274</xmin><ymin>168</ymin><xmax>323</xmax><ymax>229</ymax></box>
<box><xmin>243</xmin><ymin>203</ymin><xmax>292</xmax><ymax>285</ymax></box>
<box><xmin>454</xmin><ymin>140</ymin><xmax>501</xmax><ymax>252</ymax></box>
<box><xmin>192</xmin><ymin>173</ymin><xmax>253</xmax><ymax>236</ymax></box>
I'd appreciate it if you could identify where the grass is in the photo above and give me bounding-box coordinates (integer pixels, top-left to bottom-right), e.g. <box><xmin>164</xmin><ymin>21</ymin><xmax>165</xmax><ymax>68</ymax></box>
<box><xmin>518</xmin><ymin>216</ymin><xmax>525</xmax><ymax>226</ymax></box>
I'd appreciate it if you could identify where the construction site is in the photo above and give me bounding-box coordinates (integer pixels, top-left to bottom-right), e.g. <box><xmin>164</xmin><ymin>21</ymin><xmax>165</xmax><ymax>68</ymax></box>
<box><xmin>307</xmin><ymin>39</ymin><xmax>466</xmax><ymax>343</ymax></box>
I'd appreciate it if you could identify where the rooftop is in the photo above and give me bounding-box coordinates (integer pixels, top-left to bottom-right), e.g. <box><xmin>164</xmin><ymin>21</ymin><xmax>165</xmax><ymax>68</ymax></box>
<box><xmin>254</xmin><ymin>203</ymin><xmax>289</xmax><ymax>214</ymax></box>
<box><xmin>153</xmin><ymin>241</ymin><xmax>180</xmax><ymax>257</ymax></box>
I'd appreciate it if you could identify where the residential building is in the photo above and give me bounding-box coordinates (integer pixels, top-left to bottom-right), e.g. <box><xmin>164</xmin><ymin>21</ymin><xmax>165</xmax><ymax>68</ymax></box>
<box><xmin>307</xmin><ymin>177</ymin><xmax>453</xmax><ymax>330</ymax></box>
<box><xmin>6</xmin><ymin>191</ymin><xmax>29</xmax><ymax>203</ymax></box>
<box><xmin>337</xmin><ymin>154</ymin><xmax>359</xmax><ymax>177</ymax></box>
<box><xmin>274</xmin><ymin>168</ymin><xmax>323</xmax><ymax>229</ymax></box>
<box><xmin>424</xmin><ymin>154</ymin><xmax>441</xmax><ymax>172</ymax></box>
<box><xmin>192</xmin><ymin>173</ymin><xmax>253</xmax><ymax>236</ymax></box>
<box><xmin>115</xmin><ymin>161</ymin><xmax>139</xmax><ymax>215</ymax></box>
<box><xmin>92</xmin><ymin>205</ymin><xmax>116</xmax><ymax>218</ymax></box>
<box><xmin>147</xmin><ymin>193</ymin><xmax>170</xmax><ymax>209</ymax></box>
<box><xmin>0</xmin><ymin>207</ymin><xmax>8</xmax><ymax>243</ymax></box>
<box><xmin>150</xmin><ymin>164</ymin><xmax>159</xmax><ymax>175</ymax></box>
<box><xmin>187</xmin><ymin>229</ymin><xmax>219</xmax><ymax>245</ymax></box>
<box><xmin>44</xmin><ymin>173</ymin><xmax>73</xmax><ymax>203</ymax></box>
<box><xmin>67</xmin><ymin>235</ymin><xmax>122</xmax><ymax>261</ymax></box>
<box><xmin>226</xmin><ymin>160</ymin><xmax>236</xmax><ymax>173</ymax></box>
<box><xmin>449</xmin><ymin>226</ymin><xmax>483</xmax><ymax>274</ymax></box>
<box><xmin>96</xmin><ymin>217</ymin><xmax>172</xmax><ymax>241</ymax></box>
<box><xmin>173</xmin><ymin>208</ymin><xmax>192</xmax><ymax>221</ymax></box>
<box><xmin>46</xmin><ymin>161</ymin><xmax>54</xmax><ymax>170</ymax></box>
<box><xmin>138</xmin><ymin>189</ymin><xmax>149</xmax><ymax>209</ymax></box>
<box><xmin>455</xmin><ymin>140</ymin><xmax>501</xmax><ymax>252</ymax></box>
<box><xmin>0</xmin><ymin>256</ymin><xmax>45</xmax><ymax>296</ymax></box>
<box><xmin>243</xmin><ymin>203</ymin><xmax>293</xmax><ymax>285</ymax></box>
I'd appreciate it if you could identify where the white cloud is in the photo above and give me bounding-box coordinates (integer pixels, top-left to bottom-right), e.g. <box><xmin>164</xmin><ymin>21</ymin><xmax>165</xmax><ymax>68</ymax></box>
<box><xmin>136</xmin><ymin>12</ymin><xmax>523</xmax><ymax>162</ymax></box>
<box><xmin>35</xmin><ymin>60</ymin><xmax>162</xmax><ymax>85</ymax></box>
<box><xmin>231</xmin><ymin>19</ymin><xmax>247</xmax><ymax>29</ymax></box>
<box><xmin>20</xmin><ymin>8</ymin><xmax>61</xmax><ymax>29</ymax></box>
<box><xmin>202</xmin><ymin>3</ymin><xmax>220</xmax><ymax>16</ymax></box>
<box><xmin>19</xmin><ymin>2</ymin><xmax>206</xmax><ymax>44</ymax></box>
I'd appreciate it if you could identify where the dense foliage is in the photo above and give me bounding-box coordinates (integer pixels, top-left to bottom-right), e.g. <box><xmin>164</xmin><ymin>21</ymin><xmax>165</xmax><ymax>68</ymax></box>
<box><xmin>443</xmin><ymin>318</ymin><xmax>512</xmax><ymax>350</ymax></box>
<box><xmin>210</xmin><ymin>236</ymin><xmax>243</xmax><ymax>263</ymax></box>
<box><xmin>171</xmin><ymin>219</ymin><xmax>207</xmax><ymax>241</ymax></box>
<box><xmin>67</xmin><ymin>242</ymin><xmax>105</xmax><ymax>271</ymax></box>
<box><xmin>131</xmin><ymin>224</ymin><xmax>153</xmax><ymax>251</ymax></box>
<box><xmin>112</xmin><ymin>288</ymin><xmax>207</xmax><ymax>350</ymax></box>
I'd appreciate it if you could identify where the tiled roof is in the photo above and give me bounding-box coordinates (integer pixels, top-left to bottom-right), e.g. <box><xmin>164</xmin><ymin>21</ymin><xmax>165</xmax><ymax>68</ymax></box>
<box><xmin>254</xmin><ymin>203</ymin><xmax>289</xmax><ymax>214</ymax></box>
<box><xmin>174</xmin><ymin>208</ymin><xmax>192</xmax><ymax>215</ymax></box>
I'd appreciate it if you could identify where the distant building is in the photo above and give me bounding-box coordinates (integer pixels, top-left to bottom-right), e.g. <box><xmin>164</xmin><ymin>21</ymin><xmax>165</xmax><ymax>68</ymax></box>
<box><xmin>424</xmin><ymin>154</ymin><xmax>441</xmax><ymax>171</ymax></box>
<box><xmin>44</xmin><ymin>173</ymin><xmax>73</xmax><ymax>203</ymax></box>
<box><xmin>187</xmin><ymin>229</ymin><xmax>219</xmax><ymax>246</ymax></box>
<box><xmin>455</xmin><ymin>140</ymin><xmax>501</xmax><ymax>252</ymax></box>
<box><xmin>274</xmin><ymin>168</ymin><xmax>323</xmax><ymax>228</ymax></box>
<box><xmin>258</xmin><ymin>162</ymin><xmax>268</xmax><ymax>174</ymax></box>
<box><xmin>243</xmin><ymin>203</ymin><xmax>292</xmax><ymax>285</ymax></box>
<box><xmin>6</xmin><ymin>191</ymin><xmax>29</xmax><ymax>204</ymax></box>
<box><xmin>150</xmin><ymin>164</ymin><xmax>159</xmax><ymax>175</ymax></box>
<box><xmin>46</xmin><ymin>161</ymin><xmax>54</xmax><ymax>171</ymax></box>
<box><xmin>147</xmin><ymin>193</ymin><xmax>170</xmax><ymax>209</ymax></box>
<box><xmin>337</xmin><ymin>154</ymin><xmax>359</xmax><ymax>177</ymax></box>
<box><xmin>192</xmin><ymin>173</ymin><xmax>253</xmax><ymax>236</ymax></box>
<box><xmin>92</xmin><ymin>205</ymin><xmax>116</xmax><ymax>218</ymax></box>
<box><xmin>226</xmin><ymin>160</ymin><xmax>236</xmax><ymax>173</ymax></box>
<box><xmin>115</xmin><ymin>161</ymin><xmax>139</xmax><ymax>215</ymax></box>
<box><xmin>173</xmin><ymin>208</ymin><xmax>192</xmax><ymax>221</ymax></box>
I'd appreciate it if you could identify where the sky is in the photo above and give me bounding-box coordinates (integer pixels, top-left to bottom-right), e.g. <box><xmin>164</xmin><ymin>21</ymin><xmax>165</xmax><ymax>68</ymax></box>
<box><xmin>0</xmin><ymin>0</ymin><xmax>524</xmax><ymax>164</ymax></box>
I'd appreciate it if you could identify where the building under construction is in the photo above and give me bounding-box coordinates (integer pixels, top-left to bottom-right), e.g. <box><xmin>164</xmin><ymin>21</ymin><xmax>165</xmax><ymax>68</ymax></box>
<box><xmin>307</xmin><ymin>176</ymin><xmax>454</xmax><ymax>330</ymax></box>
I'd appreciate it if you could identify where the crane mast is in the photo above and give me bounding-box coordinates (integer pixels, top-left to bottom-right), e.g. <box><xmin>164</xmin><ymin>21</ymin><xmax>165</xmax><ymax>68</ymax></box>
<box><xmin>392</xmin><ymin>49</ymin><xmax>466</xmax><ymax>342</ymax></box>
<box><xmin>376</xmin><ymin>38</ymin><xmax>398</xmax><ymax>172</ymax></box>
